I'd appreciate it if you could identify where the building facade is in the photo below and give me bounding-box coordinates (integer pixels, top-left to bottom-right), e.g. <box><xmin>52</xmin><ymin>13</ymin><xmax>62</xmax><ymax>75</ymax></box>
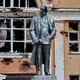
<box><xmin>0</xmin><ymin>0</ymin><xmax>80</xmax><ymax>80</ymax></box>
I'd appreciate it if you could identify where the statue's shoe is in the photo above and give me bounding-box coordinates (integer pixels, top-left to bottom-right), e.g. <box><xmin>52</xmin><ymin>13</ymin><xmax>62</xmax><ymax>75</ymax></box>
<box><xmin>36</xmin><ymin>71</ymin><xmax>41</xmax><ymax>75</ymax></box>
<box><xmin>45</xmin><ymin>72</ymin><xmax>51</xmax><ymax>76</ymax></box>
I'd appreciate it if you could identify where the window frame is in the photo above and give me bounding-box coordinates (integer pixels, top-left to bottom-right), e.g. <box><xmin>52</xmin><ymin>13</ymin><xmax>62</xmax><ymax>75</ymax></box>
<box><xmin>0</xmin><ymin>0</ymin><xmax>38</xmax><ymax>8</ymax></box>
<box><xmin>69</xmin><ymin>75</ymin><xmax>79</xmax><ymax>80</ymax></box>
<box><xmin>65</xmin><ymin>20</ymin><xmax>80</xmax><ymax>54</ymax></box>
<box><xmin>0</xmin><ymin>18</ymin><xmax>32</xmax><ymax>58</ymax></box>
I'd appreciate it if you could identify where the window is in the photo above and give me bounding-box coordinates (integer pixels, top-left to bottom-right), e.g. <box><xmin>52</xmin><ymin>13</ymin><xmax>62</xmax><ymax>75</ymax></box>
<box><xmin>0</xmin><ymin>0</ymin><xmax>3</xmax><ymax>7</ymax></box>
<box><xmin>5</xmin><ymin>0</ymin><xmax>10</xmax><ymax>7</ymax></box>
<box><xmin>0</xmin><ymin>18</ymin><xmax>32</xmax><ymax>54</ymax></box>
<box><xmin>2</xmin><ymin>0</ymin><xmax>37</xmax><ymax>8</ymax></box>
<box><xmin>69</xmin><ymin>75</ymin><xmax>79</xmax><ymax>80</ymax></box>
<box><xmin>68</xmin><ymin>21</ymin><xmax>80</xmax><ymax>53</ymax></box>
<box><xmin>14</xmin><ymin>0</ymin><xmax>19</xmax><ymax>7</ymax></box>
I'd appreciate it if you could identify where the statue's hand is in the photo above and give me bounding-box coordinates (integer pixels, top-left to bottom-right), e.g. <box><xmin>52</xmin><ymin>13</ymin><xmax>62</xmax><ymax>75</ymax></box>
<box><xmin>34</xmin><ymin>40</ymin><xmax>39</xmax><ymax>44</ymax></box>
<box><xmin>48</xmin><ymin>36</ymin><xmax>51</xmax><ymax>39</ymax></box>
<box><xmin>39</xmin><ymin>39</ymin><xmax>42</xmax><ymax>43</ymax></box>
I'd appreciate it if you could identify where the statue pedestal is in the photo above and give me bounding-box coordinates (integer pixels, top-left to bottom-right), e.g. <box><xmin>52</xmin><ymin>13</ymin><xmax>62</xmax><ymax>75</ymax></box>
<box><xmin>31</xmin><ymin>75</ymin><xmax>55</xmax><ymax>80</ymax></box>
<box><xmin>5</xmin><ymin>74</ymin><xmax>55</xmax><ymax>80</ymax></box>
<box><xmin>0</xmin><ymin>74</ymin><xmax>7</xmax><ymax>80</ymax></box>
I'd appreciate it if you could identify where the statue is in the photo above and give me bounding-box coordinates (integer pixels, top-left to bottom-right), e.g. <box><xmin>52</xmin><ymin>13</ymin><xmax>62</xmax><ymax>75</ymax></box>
<box><xmin>30</xmin><ymin>6</ymin><xmax>56</xmax><ymax>75</ymax></box>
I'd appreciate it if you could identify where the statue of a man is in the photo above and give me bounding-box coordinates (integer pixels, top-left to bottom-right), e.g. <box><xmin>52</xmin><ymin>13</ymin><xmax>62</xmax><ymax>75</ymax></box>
<box><xmin>30</xmin><ymin>6</ymin><xmax>56</xmax><ymax>75</ymax></box>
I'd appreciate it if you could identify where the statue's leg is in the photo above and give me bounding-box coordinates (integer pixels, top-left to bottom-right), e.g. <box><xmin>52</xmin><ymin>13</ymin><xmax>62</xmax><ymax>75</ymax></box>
<box><xmin>43</xmin><ymin>44</ymin><xmax>50</xmax><ymax>74</ymax></box>
<box><xmin>37</xmin><ymin>44</ymin><xmax>42</xmax><ymax>73</ymax></box>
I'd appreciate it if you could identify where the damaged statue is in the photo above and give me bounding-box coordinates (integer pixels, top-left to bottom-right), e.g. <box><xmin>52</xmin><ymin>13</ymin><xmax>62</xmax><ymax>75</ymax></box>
<box><xmin>30</xmin><ymin>6</ymin><xmax>56</xmax><ymax>75</ymax></box>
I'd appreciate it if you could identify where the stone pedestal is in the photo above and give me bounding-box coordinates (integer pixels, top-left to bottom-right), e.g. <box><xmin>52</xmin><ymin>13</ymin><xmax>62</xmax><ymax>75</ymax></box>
<box><xmin>4</xmin><ymin>74</ymin><xmax>55</xmax><ymax>80</ymax></box>
<box><xmin>31</xmin><ymin>75</ymin><xmax>55</xmax><ymax>80</ymax></box>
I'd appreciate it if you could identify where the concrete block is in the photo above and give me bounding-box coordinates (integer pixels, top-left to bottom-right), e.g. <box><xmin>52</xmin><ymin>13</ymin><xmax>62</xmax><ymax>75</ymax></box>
<box><xmin>31</xmin><ymin>75</ymin><xmax>54</xmax><ymax>80</ymax></box>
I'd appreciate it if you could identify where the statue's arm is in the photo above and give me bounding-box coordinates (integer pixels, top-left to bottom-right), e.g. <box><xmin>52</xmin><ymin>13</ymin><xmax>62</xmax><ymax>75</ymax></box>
<box><xmin>30</xmin><ymin>17</ymin><xmax>38</xmax><ymax>43</ymax></box>
<box><xmin>49</xmin><ymin>20</ymin><xmax>56</xmax><ymax>39</ymax></box>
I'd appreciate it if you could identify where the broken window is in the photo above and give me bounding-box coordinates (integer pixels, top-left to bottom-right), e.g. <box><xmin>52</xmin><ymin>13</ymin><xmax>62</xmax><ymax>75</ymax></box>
<box><xmin>69</xmin><ymin>43</ymin><xmax>79</xmax><ymax>52</ymax></box>
<box><xmin>13</xmin><ymin>30</ymin><xmax>24</xmax><ymax>40</ymax></box>
<box><xmin>69</xmin><ymin>33</ymin><xmax>78</xmax><ymax>41</ymax></box>
<box><xmin>14</xmin><ymin>0</ymin><xmax>19</xmax><ymax>7</ymax></box>
<box><xmin>0</xmin><ymin>18</ymin><xmax>32</xmax><ymax>54</ymax></box>
<box><xmin>13</xmin><ymin>42</ymin><xmax>24</xmax><ymax>53</ymax></box>
<box><xmin>13</xmin><ymin>19</ymin><xmax>24</xmax><ymax>28</ymax></box>
<box><xmin>69</xmin><ymin>22</ymin><xmax>78</xmax><ymax>31</ymax></box>
<box><xmin>26</xmin><ymin>43</ymin><xmax>33</xmax><ymax>53</ymax></box>
<box><xmin>0</xmin><ymin>0</ymin><xmax>3</xmax><ymax>6</ymax></box>
<box><xmin>68</xmin><ymin>21</ymin><xmax>80</xmax><ymax>53</ymax></box>
<box><xmin>5</xmin><ymin>0</ymin><xmax>10</xmax><ymax>7</ymax></box>
<box><xmin>26</xmin><ymin>19</ymin><xmax>31</xmax><ymax>28</ymax></box>
<box><xmin>20</xmin><ymin>0</ymin><xmax>25</xmax><ymax>7</ymax></box>
<box><xmin>69</xmin><ymin>75</ymin><xmax>79</xmax><ymax>80</ymax></box>
<box><xmin>2</xmin><ymin>0</ymin><xmax>38</xmax><ymax>8</ymax></box>
<box><xmin>28</xmin><ymin>0</ymin><xmax>37</xmax><ymax>7</ymax></box>
<box><xmin>13</xmin><ymin>0</ymin><xmax>37</xmax><ymax>7</ymax></box>
<box><xmin>0</xmin><ymin>42</ymin><xmax>10</xmax><ymax>52</ymax></box>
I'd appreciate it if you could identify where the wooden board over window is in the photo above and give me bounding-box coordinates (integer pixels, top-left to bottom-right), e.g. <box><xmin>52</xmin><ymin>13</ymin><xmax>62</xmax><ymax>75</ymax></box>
<box><xmin>52</xmin><ymin>0</ymin><xmax>80</xmax><ymax>8</ymax></box>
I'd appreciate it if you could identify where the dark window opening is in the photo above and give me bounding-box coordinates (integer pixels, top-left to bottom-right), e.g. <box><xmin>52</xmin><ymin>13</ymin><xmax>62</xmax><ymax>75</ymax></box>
<box><xmin>0</xmin><ymin>20</ymin><xmax>5</xmax><ymax>26</ymax></box>
<box><xmin>0</xmin><ymin>42</ymin><xmax>10</xmax><ymax>52</ymax></box>
<box><xmin>28</xmin><ymin>0</ymin><xmax>37</xmax><ymax>7</ymax></box>
<box><xmin>0</xmin><ymin>19</ymin><xmax>11</xmax><ymax>28</ymax></box>
<box><xmin>6</xmin><ymin>30</ymin><xmax>11</xmax><ymax>40</ymax></box>
<box><xmin>13</xmin><ymin>42</ymin><xmax>24</xmax><ymax>53</ymax></box>
<box><xmin>0</xmin><ymin>20</ymin><xmax>11</xmax><ymax>27</ymax></box>
<box><xmin>69</xmin><ymin>33</ymin><xmax>78</xmax><ymax>41</ymax></box>
<box><xmin>13</xmin><ymin>20</ymin><xmax>24</xmax><ymax>28</ymax></box>
<box><xmin>20</xmin><ymin>0</ymin><xmax>25</xmax><ymax>7</ymax></box>
<box><xmin>13</xmin><ymin>30</ymin><xmax>24</xmax><ymax>40</ymax></box>
<box><xmin>70</xmin><ymin>75</ymin><xmax>79</xmax><ymax>80</ymax></box>
<box><xmin>69</xmin><ymin>22</ymin><xmax>78</xmax><ymax>31</ymax></box>
<box><xmin>26</xmin><ymin>43</ymin><xmax>33</xmax><ymax>52</ymax></box>
<box><xmin>6</xmin><ymin>19</ymin><xmax>11</xmax><ymax>28</ymax></box>
<box><xmin>26</xmin><ymin>20</ymin><xmax>31</xmax><ymax>28</ymax></box>
<box><xmin>5</xmin><ymin>0</ymin><xmax>10</xmax><ymax>7</ymax></box>
<box><xmin>14</xmin><ymin>0</ymin><xmax>19</xmax><ymax>7</ymax></box>
<box><xmin>69</xmin><ymin>43</ymin><xmax>79</xmax><ymax>52</ymax></box>
<box><xmin>0</xmin><ymin>0</ymin><xmax>3</xmax><ymax>6</ymax></box>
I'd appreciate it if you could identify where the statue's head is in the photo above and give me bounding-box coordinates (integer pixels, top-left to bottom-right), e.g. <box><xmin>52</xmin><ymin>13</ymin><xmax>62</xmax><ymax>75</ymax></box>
<box><xmin>40</xmin><ymin>6</ymin><xmax>47</xmax><ymax>17</ymax></box>
<box><xmin>40</xmin><ymin>6</ymin><xmax>47</xmax><ymax>12</ymax></box>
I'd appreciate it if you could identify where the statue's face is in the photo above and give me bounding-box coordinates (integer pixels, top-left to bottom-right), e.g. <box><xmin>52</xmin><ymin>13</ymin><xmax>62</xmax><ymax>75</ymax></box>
<box><xmin>40</xmin><ymin>9</ymin><xmax>47</xmax><ymax>17</ymax></box>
